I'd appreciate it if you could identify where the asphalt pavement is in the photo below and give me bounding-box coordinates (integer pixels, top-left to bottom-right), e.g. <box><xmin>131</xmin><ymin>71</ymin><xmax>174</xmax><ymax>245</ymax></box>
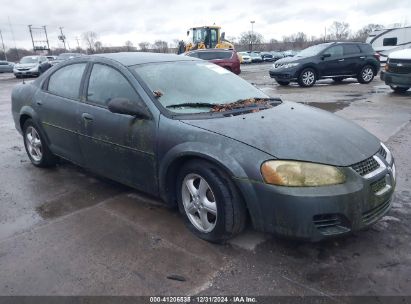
<box><xmin>0</xmin><ymin>64</ymin><xmax>410</xmax><ymax>298</ymax></box>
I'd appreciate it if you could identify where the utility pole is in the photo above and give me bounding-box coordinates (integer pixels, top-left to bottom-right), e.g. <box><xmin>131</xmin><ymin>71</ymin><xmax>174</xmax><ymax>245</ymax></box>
<box><xmin>43</xmin><ymin>26</ymin><xmax>50</xmax><ymax>54</ymax></box>
<box><xmin>59</xmin><ymin>27</ymin><xmax>67</xmax><ymax>50</ymax></box>
<box><xmin>28</xmin><ymin>25</ymin><xmax>35</xmax><ymax>51</ymax></box>
<box><xmin>250</xmin><ymin>20</ymin><xmax>255</xmax><ymax>52</ymax></box>
<box><xmin>0</xmin><ymin>29</ymin><xmax>7</xmax><ymax>61</ymax></box>
<box><xmin>75</xmin><ymin>37</ymin><xmax>80</xmax><ymax>49</ymax></box>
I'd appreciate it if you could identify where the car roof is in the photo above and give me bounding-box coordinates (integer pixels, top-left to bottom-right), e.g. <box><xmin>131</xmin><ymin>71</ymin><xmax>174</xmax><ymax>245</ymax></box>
<box><xmin>92</xmin><ymin>52</ymin><xmax>198</xmax><ymax>66</ymax></box>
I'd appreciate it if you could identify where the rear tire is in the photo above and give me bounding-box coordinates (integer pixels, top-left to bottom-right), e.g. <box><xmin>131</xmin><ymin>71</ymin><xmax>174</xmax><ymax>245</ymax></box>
<box><xmin>298</xmin><ymin>68</ymin><xmax>316</xmax><ymax>87</ymax></box>
<box><xmin>276</xmin><ymin>80</ymin><xmax>290</xmax><ymax>86</ymax></box>
<box><xmin>358</xmin><ymin>65</ymin><xmax>374</xmax><ymax>84</ymax></box>
<box><xmin>390</xmin><ymin>85</ymin><xmax>410</xmax><ymax>93</ymax></box>
<box><xmin>176</xmin><ymin>160</ymin><xmax>247</xmax><ymax>243</ymax></box>
<box><xmin>23</xmin><ymin>119</ymin><xmax>57</xmax><ymax>167</ymax></box>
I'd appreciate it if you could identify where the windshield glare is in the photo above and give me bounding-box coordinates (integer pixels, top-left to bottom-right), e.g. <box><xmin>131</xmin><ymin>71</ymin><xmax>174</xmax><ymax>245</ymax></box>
<box><xmin>296</xmin><ymin>44</ymin><xmax>331</xmax><ymax>57</ymax></box>
<box><xmin>134</xmin><ymin>61</ymin><xmax>268</xmax><ymax>114</ymax></box>
<box><xmin>20</xmin><ymin>57</ymin><xmax>38</xmax><ymax>64</ymax></box>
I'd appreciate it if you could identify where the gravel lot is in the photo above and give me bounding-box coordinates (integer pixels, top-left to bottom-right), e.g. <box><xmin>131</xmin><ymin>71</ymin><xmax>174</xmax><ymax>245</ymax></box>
<box><xmin>0</xmin><ymin>63</ymin><xmax>410</xmax><ymax>299</ymax></box>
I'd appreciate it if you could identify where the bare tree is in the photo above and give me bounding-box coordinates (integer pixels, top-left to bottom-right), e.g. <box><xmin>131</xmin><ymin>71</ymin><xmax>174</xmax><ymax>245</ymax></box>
<box><xmin>351</xmin><ymin>24</ymin><xmax>384</xmax><ymax>42</ymax></box>
<box><xmin>138</xmin><ymin>41</ymin><xmax>150</xmax><ymax>52</ymax></box>
<box><xmin>125</xmin><ymin>40</ymin><xmax>134</xmax><ymax>51</ymax></box>
<box><xmin>94</xmin><ymin>41</ymin><xmax>103</xmax><ymax>53</ymax></box>
<box><xmin>152</xmin><ymin>40</ymin><xmax>168</xmax><ymax>53</ymax></box>
<box><xmin>82</xmin><ymin>31</ymin><xmax>98</xmax><ymax>53</ymax></box>
<box><xmin>328</xmin><ymin>21</ymin><xmax>350</xmax><ymax>40</ymax></box>
<box><xmin>238</xmin><ymin>31</ymin><xmax>264</xmax><ymax>50</ymax></box>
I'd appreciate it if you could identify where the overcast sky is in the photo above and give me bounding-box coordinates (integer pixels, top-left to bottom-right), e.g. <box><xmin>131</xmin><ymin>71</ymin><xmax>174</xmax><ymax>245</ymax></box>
<box><xmin>0</xmin><ymin>0</ymin><xmax>410</xmax><ymax>50</ymax></box>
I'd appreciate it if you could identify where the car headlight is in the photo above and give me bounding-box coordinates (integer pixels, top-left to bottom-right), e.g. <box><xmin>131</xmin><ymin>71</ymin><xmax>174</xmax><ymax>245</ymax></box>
<box><xmin>283</xmin><ymin>63</ymin><xmax>299</xmax><ymax>69</ymax></box>
<box><xmin>261</xmin><ymin>160</ymin><xmax>346</xmax><ymax>187</ymax></box>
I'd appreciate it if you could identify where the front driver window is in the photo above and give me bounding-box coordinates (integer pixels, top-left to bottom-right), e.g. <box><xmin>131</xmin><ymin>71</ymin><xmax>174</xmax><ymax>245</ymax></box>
<box><xmin>324</xmin><ymin>45</ymin><xmax>343</xmax><ymax>58</ymax></box>
<box><xmin>87</xmin><ymin>64</ymin><xmax>139</xmax><ymax>107</ymax></box>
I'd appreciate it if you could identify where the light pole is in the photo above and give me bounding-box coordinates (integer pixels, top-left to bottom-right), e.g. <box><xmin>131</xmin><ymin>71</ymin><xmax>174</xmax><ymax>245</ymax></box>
<box><xmin>250</xmin><ymin>21</ymin><xmax>255</xmax><ymax>52</ymax></box>
<box><xmin>0</xmin><ymin>30</ymin><xmax>7</xmax><ymax>61</ymax></box>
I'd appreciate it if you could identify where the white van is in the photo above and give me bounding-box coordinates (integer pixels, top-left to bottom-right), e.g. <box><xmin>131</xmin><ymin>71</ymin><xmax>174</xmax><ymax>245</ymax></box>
<box><xmin>366</xmin><ymin>26</ymin><xmax>411</xmax><ymax>63</ymax></box>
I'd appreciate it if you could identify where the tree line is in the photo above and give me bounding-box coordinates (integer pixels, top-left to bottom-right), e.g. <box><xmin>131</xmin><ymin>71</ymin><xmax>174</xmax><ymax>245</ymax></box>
<box><xmin>0</xmin><ymin>22</ymin><xmax>402</xmax><ymax>62</ymax></box>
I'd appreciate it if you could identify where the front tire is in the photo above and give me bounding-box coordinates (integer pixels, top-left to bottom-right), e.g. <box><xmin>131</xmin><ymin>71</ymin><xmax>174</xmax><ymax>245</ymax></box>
<box><xmin>23</xmin><ymin>119</ymin><xmax>57</xmax><ymax>167</ymax></box>
<box><xmin>276</xmin><ymin>80</ymin><xmax>290</xmax><ymax>86</ymax></box>
<box><xmin>390</xmin><ymin>85</ymin><xmax>410</xmax><ymax>93</ymax></box>
<box><xmin>298</xmin><ymin>68</ymin><xmax>316</xmax><ymax>87</ymax></box>
<box><xmin>177</xmin><ymin>160</ymin><xmax>246</xmax><ymax>243</ymax></box>
<box><xmin>358</xmin><ymin>65</ymin><xmax>374</xmax><ymax>84</ymax></box>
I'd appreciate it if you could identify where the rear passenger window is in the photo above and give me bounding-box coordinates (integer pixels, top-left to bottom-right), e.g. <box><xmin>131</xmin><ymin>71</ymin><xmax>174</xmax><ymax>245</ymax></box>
<box><xmin>343</xmin><ymin>45</ymin><xmax>361</xmax><ymax>55</ymax></box>
<box><xmin>324</xmin><ymin>45</ymin><xmax>343</xmax><ymax>58</ymax></box>
<box><xmin>47</xmin><ymin>63</ymin><xmax>86</xmax><ymax>99</ymax></box>
<box><xmin>359</xmin><ymin>44</ymin><xmax>374</xmax><ymax>53</ymax></box>
<box><xmin>87</xmin><ymin>64</ymin><xmax>139</xmax><ymax>107</ymax></box>
<box><xmin>383</xmin><ymin>37</ymin><xmax>397</xmax><ymax>46</ymax></box>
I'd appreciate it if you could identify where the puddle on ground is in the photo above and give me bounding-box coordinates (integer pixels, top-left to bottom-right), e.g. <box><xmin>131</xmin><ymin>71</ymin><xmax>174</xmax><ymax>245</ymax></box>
<box><xmin>300</xmin><ymin>101</ymin><xmax>352</xmax><ymax>112</ymax></box>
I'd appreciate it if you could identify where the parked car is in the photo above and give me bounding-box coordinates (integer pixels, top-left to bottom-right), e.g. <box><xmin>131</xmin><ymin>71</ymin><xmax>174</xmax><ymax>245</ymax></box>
<box><xmin>238</xmin><ymin>52</ymin><xmax>252</xmax><ymax>64</ymax></box>
<box><xmin>282</xmin><ymin>50</ymin><xmax>297</xmax><ymax>57</ymax></box>
<box><xmin>380</xmin><ymin>48</ymin><xmax>411</xmax><ymax>93</ymax></box>
<box><xmin>13</xmin><ymin>55</ymin><xmax>52</xmax><ymax>78</ymax></box>
<box><xmin>270</xmin><ymin>51</ymin><xmax>284</xmax><ymax>61</ymax></box>
<box><xmin>46</xmin><ymin>55</ymin><xmax>57</xmax><ymax>63</ymax></box>
<box><xmin>51</xmin><ymin>52</ymin><xmax>84</xmax><ymax>66</ymax></box>
<box><xmin>249</xmin><ymin>52</ymin><xmax>263</xmax><ymax>63</ymax></box>
<box><xmin>185</xmin><ymin>49</ymin><xmax>241</xmax><ymax>74</ymax></box>
<box><xmin>11</xmin><ymin>52</ymin><xmax>395</xmax><ymax>242</ymax></box>
<box><xmin>0</xmin><ymin>60</ymin><xmax>14</xmax><ymax>73</ymax></box>
<box><xmin>260</xmin><ymin>52</ymin><xmax>274</xmax><ymax>62</ymax></box>
<box><xmin>269</xmin><ymin>42</ymin><xmax>380</xmax><ymax>87</ymax></box>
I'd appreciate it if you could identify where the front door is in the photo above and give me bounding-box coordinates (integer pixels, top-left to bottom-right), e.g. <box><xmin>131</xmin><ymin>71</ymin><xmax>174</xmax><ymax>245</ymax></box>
<box><xmin>319</xmin><ymin>45</ymin><xmax>347</xmax><ymax>76</ymax></box>
<box><xmin>78</xmin><ymin>63</ymin><xmax>157</xmax><ymax>194</ymax></box>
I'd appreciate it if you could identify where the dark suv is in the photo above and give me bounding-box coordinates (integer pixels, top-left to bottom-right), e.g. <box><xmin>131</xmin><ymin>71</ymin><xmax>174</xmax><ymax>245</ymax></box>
<box><xmin>269</xmin><ymin>42</ymin><xmax>380</xmax><ymax>87</ymax></box>
<box><xmin>185</xmin><ymin>49</ymin><xmax>241</xmax><ymax>74</ymax></box>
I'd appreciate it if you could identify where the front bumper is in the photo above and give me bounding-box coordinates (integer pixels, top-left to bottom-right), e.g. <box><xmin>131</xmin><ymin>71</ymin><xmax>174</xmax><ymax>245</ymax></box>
<box><xmin>269</xmin><ymin>67</ymin><xmax>299</xmax><ymax>81</ymax></box>
<box><xmin>237</xmin><ymin>150</ymin><xmax>396</xmax><ymax>241</ymax></box>
<box><xmin>380</xmin><ymin>70</ymin><xmax>411</xmax><ymax>87</ymax></box>
<box><xmin>13</xmin><ymin>68</ymin><xmax>39</xmax><ymax>77</ymax></box>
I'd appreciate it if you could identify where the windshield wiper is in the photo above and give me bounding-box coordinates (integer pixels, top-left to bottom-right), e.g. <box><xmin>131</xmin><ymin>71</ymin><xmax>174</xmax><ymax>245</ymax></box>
<box><xmin>166</xmin><ymin>102</ymin><xmax>216</xmax><ymax>109</ymax></box>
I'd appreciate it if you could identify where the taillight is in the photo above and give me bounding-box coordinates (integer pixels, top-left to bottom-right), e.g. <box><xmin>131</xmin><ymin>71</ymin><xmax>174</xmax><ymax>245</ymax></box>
<box><xmin>374</xmin><ymin>52</ymin><xmax>380</xmax><ymax>61</ymax></box>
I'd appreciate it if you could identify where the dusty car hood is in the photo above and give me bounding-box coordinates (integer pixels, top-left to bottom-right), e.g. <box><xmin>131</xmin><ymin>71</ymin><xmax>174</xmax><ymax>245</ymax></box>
<box><xmin>16</xmin><ymin>63</ymin><xmax>38</xmax><ymax>69</ymax></box>
<box><xmin>183</xmin><ymin>102</ymin><xmax>380</xmax><ymax>166</ymax></box>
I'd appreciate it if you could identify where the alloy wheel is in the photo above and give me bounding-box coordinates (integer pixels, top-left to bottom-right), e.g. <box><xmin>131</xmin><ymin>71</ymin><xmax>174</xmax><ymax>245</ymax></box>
<box><xmin>181</xmin><ymin>173</ymin><xmax>217</xmax><ymax>233</ymax></box>
<box><xmin>362</xmin><ymin>67</ymin><xmax>373</xmax><ymax>82</ymax></box>
<box><xmin>25</xmin><ymin>126</ymin><xmax>43</xmax><ymax>162</ymax></box>
<box><xmin>302</xmin><ymin>70</ymin><xmax>315</xmax><ymax>86</ymax></box>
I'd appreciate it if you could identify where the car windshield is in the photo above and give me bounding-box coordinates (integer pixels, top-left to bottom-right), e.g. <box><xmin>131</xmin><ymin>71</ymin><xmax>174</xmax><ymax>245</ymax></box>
<box><xmin>20</xmin><ymin>57</ymin><xmax>38</xmax><ymax>64</ymax></box>
<box><xmin>296</xmin><ymin>44</ymin><xmax>332</xmax><ymax>57</ymax></box>
<box><xmin>133</xmin><ymin>61</ymin><xmax>269</xmax><ymax>114</ymax></box>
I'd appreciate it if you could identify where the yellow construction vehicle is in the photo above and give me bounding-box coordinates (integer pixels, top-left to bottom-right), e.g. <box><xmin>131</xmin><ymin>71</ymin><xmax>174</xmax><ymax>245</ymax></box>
<box><xmin>177</xmin><ymin>25</ymin><xmax>234</xmax><ymax>54</ymax></box>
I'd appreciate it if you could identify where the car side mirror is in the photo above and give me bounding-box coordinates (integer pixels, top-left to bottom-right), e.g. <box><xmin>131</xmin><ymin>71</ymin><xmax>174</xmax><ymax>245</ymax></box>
<box><xmin>108</xmin><ymin>98</ymin><xmax>150</xmax><ymax>119</ymax></box>
<box><xmin>322</xmin><ymin>53</ymin><xmax>331</xmax><ymax>60</ymax></box>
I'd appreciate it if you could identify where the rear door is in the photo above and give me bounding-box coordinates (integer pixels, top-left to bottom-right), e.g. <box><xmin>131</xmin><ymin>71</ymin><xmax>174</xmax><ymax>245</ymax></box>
<box><xmin>78</xmin><ymin>61</ymin><xmax>157</xmax><ymax>193</ymax></box>
<box><xmin>342</xmin><ymin>44</ymin><xmax>363</xmax><ymax>75</ymax></box>
<box><xmin>36</xmin><ymin>62</ymin><xmax>87</xmax><ymax>164</ymax></box>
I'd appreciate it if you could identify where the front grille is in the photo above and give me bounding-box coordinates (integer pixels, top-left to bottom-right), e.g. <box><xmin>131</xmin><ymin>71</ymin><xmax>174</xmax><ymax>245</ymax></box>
<box><xmin>388</xmin><ymin>65</ymin><xmax>411</xmax><ymax>74</ymax></box>
<box><xmin>351</xmin><ymin>156</ymin><xmax>380</xmax><ymax>176</ymax></box>
<box><xmin>313</xmin><ymin>214</ymin><xmax>351</xmax><ymax>236</ymax></box>
<box><xmin>378</xmin><ymin>146</ymin><xmax>387</xmax><ymax>159</ymax></box>
<box><xmin>390</xmin><ymin>59</ymin><xmax>411</xmax><ymax>64</ymax></box>
<box><xmin>371</xmin><ymin>178</ymin><xmax>386</xmax><ymax>193</ymax></box>
<box><xmin>362</xmin><ymin>200</ymin><xmax>391</xmax><ymax>224</ymax></box>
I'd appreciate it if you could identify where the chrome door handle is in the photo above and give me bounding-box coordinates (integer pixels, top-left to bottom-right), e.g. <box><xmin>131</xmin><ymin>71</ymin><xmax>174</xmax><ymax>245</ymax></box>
<box><xmin>359</xmin><ymin>56</ymin><xmax>365</xmax><ymax>59</ymax></box>
<box><xmin>338</xmin><ymin>59</ymin><xmax>345</xmax><ymax>62</ymax></box>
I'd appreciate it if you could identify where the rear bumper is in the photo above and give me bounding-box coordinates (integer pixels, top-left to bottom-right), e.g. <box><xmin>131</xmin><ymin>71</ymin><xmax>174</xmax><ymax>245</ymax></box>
<box><xmin>381</xmin><ymin>70</ymin><xmax>411</xmax><ymax>87</ymax></box>
<box><xmin>236</xmin><ymin>155</ymin><xmax>396</xmax><ymax>241</ymax></box>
